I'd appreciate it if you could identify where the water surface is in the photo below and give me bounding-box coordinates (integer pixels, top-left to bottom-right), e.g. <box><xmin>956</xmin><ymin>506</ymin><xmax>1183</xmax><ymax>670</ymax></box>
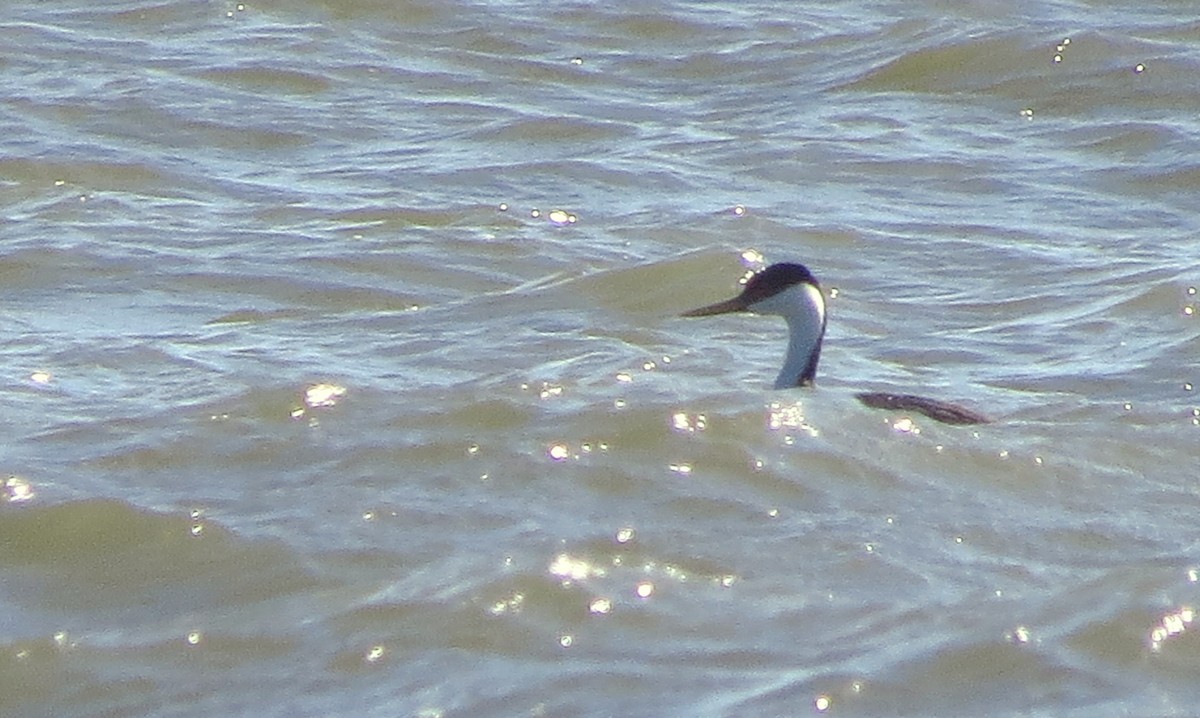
<box><xmin>2</xmin><ymin>1</ymin><xmax>1199</xmax><ymax>716</ymax></box>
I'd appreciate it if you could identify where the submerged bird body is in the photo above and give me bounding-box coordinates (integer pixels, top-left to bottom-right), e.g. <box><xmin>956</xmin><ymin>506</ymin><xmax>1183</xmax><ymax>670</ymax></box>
<box><xmin>683</xmin><ymin>262</ymin><xmax>989</xmax><ymax>425</ymax></box>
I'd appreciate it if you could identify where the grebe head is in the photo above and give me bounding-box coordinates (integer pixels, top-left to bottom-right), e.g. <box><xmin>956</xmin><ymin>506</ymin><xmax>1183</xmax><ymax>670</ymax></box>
<box><xmin>683</xmin><ymin>262</ymin><xmax>827</xmax><ymax>388</ymax></box>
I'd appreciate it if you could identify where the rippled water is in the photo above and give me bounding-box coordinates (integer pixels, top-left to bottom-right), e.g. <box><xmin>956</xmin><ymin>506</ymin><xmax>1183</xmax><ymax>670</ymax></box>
<box><xmin>3</xmin><ymin>1</ymin><xmax>1200</xmax><ymax>716</ymax></box>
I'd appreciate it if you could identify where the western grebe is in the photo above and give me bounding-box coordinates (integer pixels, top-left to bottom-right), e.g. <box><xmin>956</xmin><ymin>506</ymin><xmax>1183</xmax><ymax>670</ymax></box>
<box><xmin>682</xmin><ymin>262</ymin><xmax>990</xmax><ymax>425</ymax></box>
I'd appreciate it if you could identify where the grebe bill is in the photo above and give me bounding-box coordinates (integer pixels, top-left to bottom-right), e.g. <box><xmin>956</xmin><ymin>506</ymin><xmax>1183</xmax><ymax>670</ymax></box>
<box><xmin>682</xmin><ymin>262</ymin><xmax>990</xmax><ymax>426</ymax></box>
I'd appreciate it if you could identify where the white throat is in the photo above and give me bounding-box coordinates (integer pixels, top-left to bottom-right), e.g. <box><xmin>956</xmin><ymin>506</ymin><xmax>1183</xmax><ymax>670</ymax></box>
<box><xmin>749</xmin><ymin>283</ymin><xmax>826</xmax><ymax>389</ymax></box>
